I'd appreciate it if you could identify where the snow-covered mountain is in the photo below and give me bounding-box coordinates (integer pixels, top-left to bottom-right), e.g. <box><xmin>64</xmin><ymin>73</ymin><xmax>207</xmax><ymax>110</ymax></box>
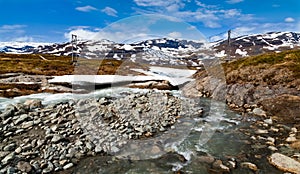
<box><xmin>1</xmin><ymin>31</ymin><xmax>300</xmax><ymax>65</ymax></box>
<box><xmin>0</xmin><ymin>42</ymin><xmax>51</xmax><ymax>54</ymax></box>
<box><xmin>213</xmin><ymin>32</ymin><xmax>300</xmax><ymax>59</ymax></box>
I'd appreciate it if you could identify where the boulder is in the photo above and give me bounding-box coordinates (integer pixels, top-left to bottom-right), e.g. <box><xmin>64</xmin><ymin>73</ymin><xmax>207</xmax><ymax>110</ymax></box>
<box><xmin>268</xmin><ymin>153</ymin><xmax>300</xmax><ymax>174</ymax></box>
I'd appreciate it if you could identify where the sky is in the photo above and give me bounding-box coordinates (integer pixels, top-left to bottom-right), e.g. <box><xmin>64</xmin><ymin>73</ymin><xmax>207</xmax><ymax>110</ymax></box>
<box><xmin>0</xmin><ymin>0</ymin><xmax>299</xmax><ymax>43</ymax></box>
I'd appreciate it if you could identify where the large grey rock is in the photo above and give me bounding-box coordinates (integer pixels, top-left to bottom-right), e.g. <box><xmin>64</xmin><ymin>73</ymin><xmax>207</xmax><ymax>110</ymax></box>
<box><xmin>268</xmin><ymin>153</ymin><xmax>300</xmax><ymax>174</ymax></box>
<box><xmin>1</xmin><ymin>152</ymin><xmax>15</xmax><ymax>165</ymax></box>
<box><xmin>17</xmin><ymin>161</ymin><xmax>32</xmax><ymax>173</ymax></box>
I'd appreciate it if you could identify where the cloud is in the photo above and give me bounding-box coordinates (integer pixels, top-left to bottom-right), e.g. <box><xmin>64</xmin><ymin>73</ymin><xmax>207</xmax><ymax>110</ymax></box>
<box><xmin>0</xmin><ymin>24</ymin><xmax>27</xmax><ymax>35</ymax></box>
<box><xmin>101</xmin><ymin>7</ymin><xmax>118</xmax><ymax>17</ymax></box>
<box><xmin>13</xmin><ymin>36</ymin><xmax>34</xmax><ymax>42</ymax></box>
<box><xmin>168</xmin><ymin>31</ymin><xmax>182</xmax><ymax>38</ymax></box>
<box><xmin>0</xmin><ymin>25</ymin><xmax>26</xmax><ymax>30</ymax></box>
<box><xmin>187</xmin><ymin>26</ymin><xmax>196</xmax><ymax>30</ymax></box>
<box><xmin>133</xmin><ymin>0</ymin><xmax>254</xmax><ymax>29</ymax></box>
<box><xmin>75</xmin><ymin>5</ymin><xmax>97</xmax><ymax>12</ymax></box>
<box><xmin>285</xmin><ymin>17</ymin><xmax>295</xmax><ymax>23</ymax></box>
<box><xmin>226</xmin><ymin>0</ymin><xmax>244</xmax><ymax>4</ymax></box>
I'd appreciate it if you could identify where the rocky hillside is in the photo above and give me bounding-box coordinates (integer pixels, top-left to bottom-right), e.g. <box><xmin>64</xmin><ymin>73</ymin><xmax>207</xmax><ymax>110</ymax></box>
<box><xmin>183</xmin><ymin>49</ymin><xmax>300</xmax><ymax>123</ymax></box>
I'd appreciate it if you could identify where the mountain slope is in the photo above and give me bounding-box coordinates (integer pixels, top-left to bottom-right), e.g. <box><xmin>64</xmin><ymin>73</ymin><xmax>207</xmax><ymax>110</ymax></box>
<box><xmin>1</xmin><ymin>32</ymin><xmax>300</xmax><ymax>65</ymax></box>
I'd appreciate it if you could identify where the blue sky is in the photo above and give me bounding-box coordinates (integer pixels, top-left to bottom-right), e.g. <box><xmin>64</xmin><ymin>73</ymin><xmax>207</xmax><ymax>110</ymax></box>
<box><xmin>0</xmin><ymin>0</ymin><xmax>299</xmax><ymax>43</ymax></box>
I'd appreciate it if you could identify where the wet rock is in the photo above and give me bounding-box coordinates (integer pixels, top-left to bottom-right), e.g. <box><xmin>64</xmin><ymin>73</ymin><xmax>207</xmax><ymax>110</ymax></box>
<box><xmin>0</xmin><ymin>106</ymin><xmax>15</xmax><ymax>119</ymax></box>
<box><xmin>197</xmin><ymin>155</ymin><xmax>215</xmax><ymax>164</ymax></box>
<box><xmin>17</xmin><ymin>161</ymin><xmax>32</xmax><ymax>173</ymax></box>
<box><xmin>3</xmin><ymin>143</ymin><xmax>16</xmax><ymax>151</ymax></box>
<box><xmin>22</xmin><ymin>121</ymin><xmax>34</xmax><ymax>129</ymax></box>
<box><xmin>268</xmin><ymin>146</ymin><xmax>278</xmax><ymax>151</ymax></box>
<box><xmin>255</xmin><ymin>129</ymin><xmax>268</xmax><ymax>134</ymax></box>
<box><xmin>51</xmin><ymin>135</ymin><xmax>64</xmax><ymax>143</ymax></box>
<box><xmin>264</xmin><ymin>118</ymin><xmax>273</xmax><ymax>125</ymax></box>
<box><xmin>1</xmin><ymin>152</ymin><xmax>15</xmax><ymax>165</ymax></box>
<box><xmin>240</xmin><ymin>162</ymin><xmax>258</xmax><ymax>172</ymax></box>
<box><xmin>15</xmin><ymin>114</ymin><xmax>30</xmax><ymax>125</ymax></box>
<box><xmin>15</xmin><ymin>147</ymin><xmax>22</xmax><ymax>154</ymax></box>
<box><xmin>268</xmin><ymin>153</ymin><xmax>300</xmax><ymax>174</ymax></box>
<box><xmin>6</xmin><ymin>166</ymin><xmax>16</xmax><ymax>174</ymax></box>
<box><xmin>286</xmin><ymin>136</ymin><xmax>297</xmax><ymax>143</ymax></box>
<box><xmin>212</xmin><ymin>160</ymin><xmax>230</xmax><ymax>172</ymax></box>
<box><xmin>24</xmin><ymin>99</ymin><xmax>42</xmax><ymax>110</ymax></box>
<box><xmin>290</xmin><ymin>141</ymin><xmax>300</xmax><ymax>150</ymax></box>
<box><xmin>63</xmin><ymin>163</ymin><xmax>74</xmax><ymax>170</ymax></box>
<box><xmin>252</xmin><ymin>108</ymin><xmax>266</xmax><ymax>117</ymax></box>
<box><xmin>42</xmin><ymin>161</ymin><xmax>54</xmax><ymax>173</ymax></box>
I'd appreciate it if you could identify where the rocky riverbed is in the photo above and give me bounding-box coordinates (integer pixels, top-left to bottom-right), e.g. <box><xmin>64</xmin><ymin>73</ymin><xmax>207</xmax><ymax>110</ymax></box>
<box><xmin>0</xmin><ymin>90</ymin><xmax>204</xmax><ymax>173</ymax></box>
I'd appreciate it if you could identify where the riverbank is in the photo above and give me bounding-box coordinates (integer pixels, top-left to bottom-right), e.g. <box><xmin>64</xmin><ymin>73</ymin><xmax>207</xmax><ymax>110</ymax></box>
<box><xmin>182</xmin><ymin>49</ymin><xmax>300</xmax><ymax>173</ymax></box>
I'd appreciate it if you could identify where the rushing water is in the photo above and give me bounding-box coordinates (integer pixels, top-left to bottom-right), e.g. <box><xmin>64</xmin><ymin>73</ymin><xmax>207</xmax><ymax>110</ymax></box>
<box><xmin>0</xmin><ymin>88</ymin><xmax>281</xmax><ymax>174</ymax></box>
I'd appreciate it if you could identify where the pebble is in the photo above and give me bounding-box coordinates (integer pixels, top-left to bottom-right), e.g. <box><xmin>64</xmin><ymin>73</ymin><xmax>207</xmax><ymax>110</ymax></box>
<box><xmin>51</xmin><ymin>135</ymin><xmax>64</xmax><ymax>143</ymax></box>
<box><xmin>286</xmin><ymin>137</ymin><xmax>297</xmax><ymax>143</ymax></box>
<box><xmin>3</xmin><ymin>143</ymin><xmax>16</xmax><ymax>151</ymax></box>
<box><xmin>268</xmin><ymin>146</ymin><xmax>278</xmax><ymax>151</ymax></box>
<box><xmin>212</xmin><ymin>160</ymin><xmax>230</xmax><ymax>172</ymax></box>
<box><xmin>264</xmin><ymin>118</ymin><xmax>273</xmax><ymax>125</ymax></box>
<box><xmin>16</xmin><ymin>161</ymin><xmax>32</xmax><ymax>173</ymax></box>
<box><xmin>63</xmin><ymin>163</ymin><xmax>74</xmax><ymax>170</ymax></box>
<box><xmin>42</xmin><ymin>161</ymin><xmax>54</xmax><ymax>173</ymax></box>
<box><xmin>1</xmin><ymin>152</ymin><xmax>15</xmax><ymax>165</ymax></box>
<box><xmin>22</xmin><ymin>121</ymin><xmax>34</xmax><ymax>129</ymax></box>
<box><xmin>255</xmin><ymin>129</ymin><xmax>268</xmax><ymax>134</ymax></box>
<box><xmin>15</xmin><ymin>114</ymin><xmax>29</xmax><ymax>125</ymax></box>
<box><xmin>252</xmin><ymin>108</ymin><xmax>266</xmax><ymax>117</ymax></box>
<box><xmin>241</xmin><ymin>162</ymin><xmax>258</xmax><ymax>172</ymax></box>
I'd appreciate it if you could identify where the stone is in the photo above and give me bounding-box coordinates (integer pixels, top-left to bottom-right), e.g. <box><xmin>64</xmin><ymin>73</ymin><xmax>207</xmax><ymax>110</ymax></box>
<box><xmin>3</xmin><ymin>143</ymin><xmax>16</xmax><ymax>151</ymax></box>
<box><xmin>6</xmin><ymin>166</ymin><xmax>16</xmax><ymax>174</ymax></box>
<box><xmin>95</xmin><ymin>145</ymin><xmax>103</xmax><ymax>153</ymax></box>
<box><xmin>197</xmin><ymin>155</ymin><xmax>215</xmax><ymax>164</ymax></box>
<box><xmin>290</xmin><ymin>141</ymin><xmax>300</xmax><ymax>150</ymax></box>
<box><xmin>1</xmin><ymin>152</ymin><xmax>15</xmax><ymax>165</ymax></box>
<box><xmin>264</xmin><ymin>118</ymin><xmax>273</xmax><ymax>125</ymax></box>
<box><xmin>291</xmin><ymin>127</ymin><xmax>297</xmax><ymax>133</ymax></box>
<box><xmin>241</xmin><ymin>162</ymin><xmax>258</xmax><ymax>171</ymax></box>
<box><xmin>15</xmin><ymin>114</ymin><xmax>29</xmax><ymax>125</ymax></box>
<box><xmin>24</xmin><ymin>100</ymin><xmax>43</xmax><ymax>110</ymax></box>
<box><xmin>286</xmin><ymin>137</ymin><xmax>297</xmax><ymax>143</ymax></box>
<box><xmin>63</xmin><ymin>163</ymin><xmax>74</xmax><ymax>170</ymax></box>
<box><xmin>43</xmin><ymin>161</ymin><xmax>54</xmax><ymax>173</ymax></box>
<box><xmin>22</xmin><ymin>121</ymin><xmax>34</xmax><ymax>129</ymax></box>
<box><xmin>51</xmin><ymin>135</ymin><xmax>64</xmax><ymax>143</ymax></box>
<box><xmin>212</xmin><ymin>160</ymin><xmax>230</xmax><ymax>172</ymax></box>
<box><xmin>17</xmin><ymin>161</ymin><xmax>32</xmax><ymax>173</ymax></box>
<box><xmin>268</xmin><ymin>153</ymin><xmax>300</xmax><ymax>174</ymax></box>
<box><xmin>0</xmin><ymin>106</ymin><xmax>15</xmax><ymax>119</ymax></box>
<box><xmin>255</xmin><ymin>129</ymin><xmax>268</xmax><ymax>134</ymax></box>
<box><xmin>268</xmin><ymin>146</ymin><xmax>278</xmax><ymax>151</ymax></box>
<box><xmin>15</xmin><ymin>147</ymin><xmax>22</xmax><ymax>154</ymax></box>
<box><xmin>252</xmin><ymin>108</ymin><xmax>266</xmax><ymax>117</ymax></box>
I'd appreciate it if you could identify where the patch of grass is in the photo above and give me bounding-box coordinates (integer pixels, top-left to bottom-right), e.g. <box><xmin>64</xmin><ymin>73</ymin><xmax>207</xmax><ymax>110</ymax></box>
<box><xmin>0</xmin><ymin>53</ymin><xmax>73</xmax><ymax>75</ymax></box>
<box><xmin>224</xmin><ymin>49</ymin><xmax>300</xmax><ymax>79</ymax></box>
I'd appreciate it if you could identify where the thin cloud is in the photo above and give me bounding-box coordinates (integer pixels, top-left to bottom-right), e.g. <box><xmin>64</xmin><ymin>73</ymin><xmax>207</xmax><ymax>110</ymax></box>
<box><xmin>168</xmin><ymin>31</ymin><xmax>182</xmax><ymax>38</ymax></box>
<box><xmin>75</xmin><ymin>5</ymin><xmax>98</xmax><ymax>12</ymax></box>
<box><xmin>0</xmin><ymin>25</ymin><xmax>26</xmax><ymax>30</ymax></box>
<box><xmin>101</xmin><ymin>7</ymin><xmax>118</xmax><ymax>17</ymax></box>
<box><xmin>13</xmin><ymin>36</ymin><xmax>34</xmax><ymax>42</ymax></box>
<box><xmin>226</xmin><ymin>0</ymin><xmax>244</xmax><ymax>4</ymax></box>
<box><xmin>133</xmin><ymin>0</ymin><xmax>254</xmax><ymax>29</ymax></box>
<box><xmin>285</xmin><ymin>17</ymin><xmax>295</xmax><ymax>23</ymax></box>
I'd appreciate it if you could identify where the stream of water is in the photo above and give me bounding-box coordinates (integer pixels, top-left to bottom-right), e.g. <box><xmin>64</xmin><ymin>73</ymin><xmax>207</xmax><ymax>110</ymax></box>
<box><xmin>0</xmin><ymin>88</ymin><xmax>281</xmax><ymax>173</ymax></box>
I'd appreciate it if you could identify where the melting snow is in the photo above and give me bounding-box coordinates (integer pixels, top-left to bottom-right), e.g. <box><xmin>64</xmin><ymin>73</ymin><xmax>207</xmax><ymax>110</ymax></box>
<box><xmin>235</xmin><ymin>49</ymin><xmax>248</xmax><ymax>57</ymax></box>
